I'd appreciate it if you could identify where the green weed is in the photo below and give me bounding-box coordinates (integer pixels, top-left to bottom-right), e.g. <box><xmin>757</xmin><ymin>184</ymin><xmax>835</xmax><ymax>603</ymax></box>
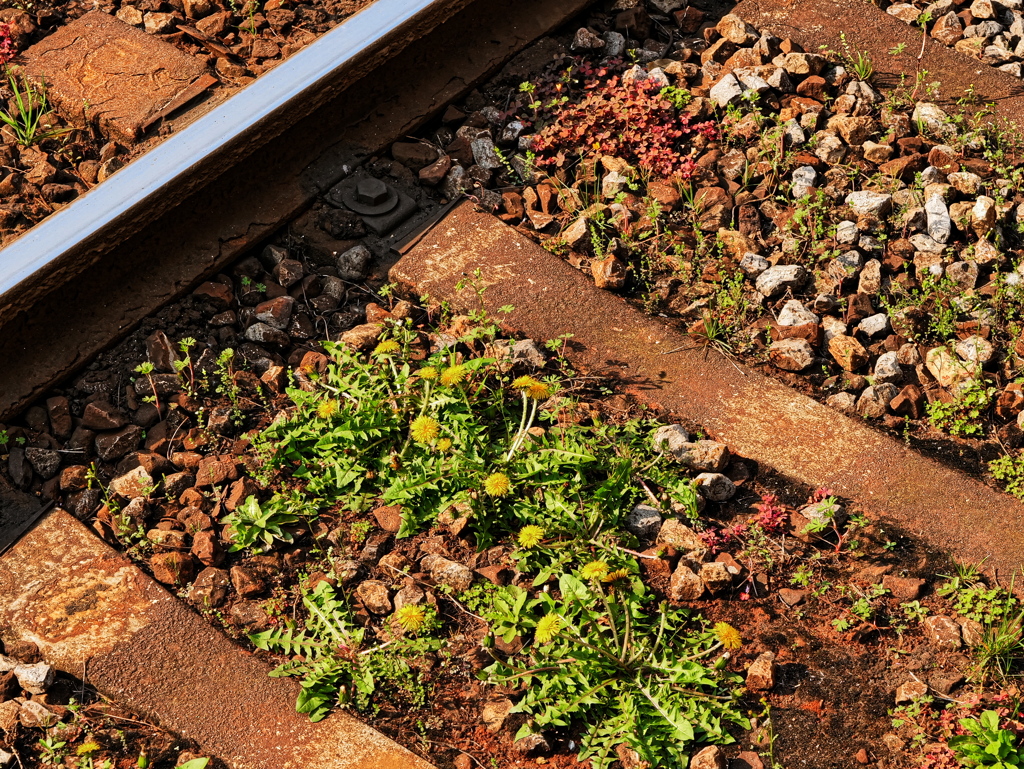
<box><xmin>484</xmin><ymin>569</ymin><xmax>748</xmax><ymax>769</ymax></box>
<box><xmin>926</xmin><ymin>379</ymin><xmax>994</xmax><ymax>438</ymax></box>
<box><xmin>0</xmin><ymin>71</ymin><xmax>68</xmax><ymax>147</ymax></box>
<box><xmin>991</xmin><ymin>453</ymin><xmax>1024</xmax><ymax>501</ymax></box>
<box><xmin>243</xmin><ymin>311</ymin><xmax>746</xmax><ymax>761</ymax></box>
<box><xmin>251</xmin><ymin>579</ymin><xmax>442</xmax><ymax>719</ymax></box>
<box><xmin>938</xmin><ymin>565</ymin><xmax>1018</xmax><ymax>625</ymax></box>
<box><xmin>949</xmin><ymin>710</ymin><xmax>1023</xmax><ymax>768</ymax></box>
<box><xmin>972</xmin><ymin>611</ymin><xmax>1024</xmax><ymax>682</ymax></box>
<box><xmin>223</xmin><ymin>494</ymin><xmax>302</xmax><ymax>552</ymax></box>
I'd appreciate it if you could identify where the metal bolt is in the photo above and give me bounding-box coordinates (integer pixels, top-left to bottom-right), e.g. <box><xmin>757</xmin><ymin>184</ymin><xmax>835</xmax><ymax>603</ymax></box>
<box><xmin>355</xmin><ymin>178</ymin><xmax>390</xmax><ymax>206</ymax></box>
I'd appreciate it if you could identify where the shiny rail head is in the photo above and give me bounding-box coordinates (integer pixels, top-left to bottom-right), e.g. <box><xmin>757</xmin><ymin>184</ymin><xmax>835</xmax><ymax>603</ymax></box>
<box><xmin>0</xmin><ymin>0</ymin><xmax>447</xmax><ymax>304</ymax></box>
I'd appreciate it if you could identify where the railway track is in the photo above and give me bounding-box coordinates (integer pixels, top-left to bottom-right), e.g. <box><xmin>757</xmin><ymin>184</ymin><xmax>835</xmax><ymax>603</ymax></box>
<box><xmin>0</xmin><ymin>0</ymin><xmax>592</xmax><ymax>420</ymax></box>
<box><xmin>0</xmin><ymin>0</ymin><xmax>467</xmax><ymax>320</ymax></box>
<box><xmin>4</xmin><ymin>0</ymin><xmax>1024</xmax><ymax>765</ymax></box>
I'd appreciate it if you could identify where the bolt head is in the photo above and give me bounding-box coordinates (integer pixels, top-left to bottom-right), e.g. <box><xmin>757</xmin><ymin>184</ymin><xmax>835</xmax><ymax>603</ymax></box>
<box><xmin>355</xmin><ymin>178</ymin><xmax>390</xmax><ymax>206</ymax></box>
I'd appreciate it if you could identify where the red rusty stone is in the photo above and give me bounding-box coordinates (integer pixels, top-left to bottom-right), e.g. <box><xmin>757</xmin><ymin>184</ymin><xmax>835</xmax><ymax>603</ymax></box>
<box><xmin>82</xmin><ymin>401</ymin><xmax>128</xmax><ymax>431</ymax></box>
<box><xmin>45</xmin><ymin>396</ymin><xmax>72</xmax><ymax>440</ymax></box>
<box><xmin>195</xmin><ymin>455</ymin><xmax>239</xmax><ymax>487</ymax></box>
<box><xmin>996</xmin><ymin>383</ymin><xmax>1024</xmax><ymax>420</ymax></box>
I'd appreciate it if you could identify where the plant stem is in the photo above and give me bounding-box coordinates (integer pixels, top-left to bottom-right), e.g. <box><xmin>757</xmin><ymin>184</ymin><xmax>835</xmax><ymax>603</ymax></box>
<box><xmin>506</xmin><ymin>395</ymin><xmax>539</xmax><ymax>460</ymax></box>
<box><xmin>594</xmin><ymin>583</ymin><xmax>623</xmax><ymax>659</ymax></box>
<box><xmin>507</xmin><ymin>391</ymin><xmax>529</xmax><ymax>460</ymax></box>
<box><xmin>146</xmin><ymin>372</ymin><xmax>161</xmax><ymax>415</ymax></box>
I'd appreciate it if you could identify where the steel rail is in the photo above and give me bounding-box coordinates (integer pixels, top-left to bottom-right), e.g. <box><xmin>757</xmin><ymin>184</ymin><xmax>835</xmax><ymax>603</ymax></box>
<box><xmin>0</xmin><ymin>0</ymin><xmax>594</xmax><ymax>418</ymax></box>
<box><xmin>0</xmin><ymin>0</ymin><xmax>453</xmax><ymax>317</ymax></box>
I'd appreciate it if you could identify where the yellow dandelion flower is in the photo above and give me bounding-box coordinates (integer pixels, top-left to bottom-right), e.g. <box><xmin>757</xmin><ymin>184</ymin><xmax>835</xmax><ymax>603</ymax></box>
<box><xmin>511</xmin><ymin>375</ymin><xmax>540</xmax><ymax>391</ymax></box>
<box><xmin>534</xmin><ymin>613</ymin><xmax>563</xmax><ymax>643</ymax></box>
<box><xmin>77</xmin><ymin>742</ymin><xmax>102</xmax><ymax>757</ymax></box>
<box><xmin>580</xmin><ymin>560</ymin><xmax>610</xmax><ymax>580</ymax></box>
<box><xmin>418</xmin><ymin>366</ymin><xmax>438</xmax><ymax>381</ymax></box>
<box><xmin>517</xmin><ymin>524</ymin><xmax>545</xmax><ymax>548</ymax></box>
<box><xmin>436</xmin><ymin>437</ymin><xmax>452</xmax><ymax>452</ymax></box>
<box><xmin>603</xmin><ymin>568</ymin><xmax>631</xmax><ymax>585</ymax></box>
<box><xmin>440</xmin><ymin>364</ymin><xmax>468</xmax><ymax>386</ymax></box>
<box><xmin>316</xmin><ymin>399</ymin><xmax>339</xmax><ymax>419</ymax></box>
<box><xmin>484</xmin><ymin>472</ymin><xmax>512</xmax><ymax>497</ymax></box>
<box><xmin>512</xmin><ymin>375</ymin><xmax>550</xmax><ymax>400</ymax></box>
<box><xmin>373</xmin><ymin>339</ymin><xmax>401</xmax><ymax>356</ymax></box>
<box><xmin>410</xmin><ymin>416</ymin><xmax>440</xmax><ymax>444</ymax></box>
<box><xmin>713</xmin><ymin>622</ymin><xmax>742</xmax><ymax>650</ymax></box>
<box><xmin>394</xmin><ymin>604</ymin><xmax>426</xmax><ymax>633</ymax></box>
<box><xmin>527</xmin><ymin>382</ymin><xmax>551</xmax><ymax>400</ymax></box>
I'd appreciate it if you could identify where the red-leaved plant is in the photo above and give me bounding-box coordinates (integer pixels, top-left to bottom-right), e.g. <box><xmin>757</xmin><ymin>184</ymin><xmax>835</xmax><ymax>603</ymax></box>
<box><xmin>0</xmin><ymin>25</ymin><xmax>15</xmax><ymax>67</ymax></box>
<box><xmin>530</xmin><ymin>74</ymin><xmax>717</xmax><ymax>179</ymax></box>
<box><xmin>699</xmin><ymin>492</ymin><xmax>790</xmax><ymax>554</ymax></box>
<box><xmin>752</xmin><ymin>493</ymin><xmax>788</xmax><ymax>534</ymax></box>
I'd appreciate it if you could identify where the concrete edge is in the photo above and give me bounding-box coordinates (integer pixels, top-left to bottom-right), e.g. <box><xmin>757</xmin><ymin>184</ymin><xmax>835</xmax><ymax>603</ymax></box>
<box><xmin>0</xmin><ymin>508</ymin><xmax>434</xmax><ymax>769</ymax></box>
<box><xmin>392</xmin><ymin>202</ymin><xmax>1024</xmax><ymax>581</ymax></box>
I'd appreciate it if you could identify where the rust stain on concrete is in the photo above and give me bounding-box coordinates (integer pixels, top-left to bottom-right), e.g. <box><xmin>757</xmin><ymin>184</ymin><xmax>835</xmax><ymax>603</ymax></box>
<box><xmin>0</xmin><ymin>509</ymin><xmax>434</xmax><ymax>769</ymax></box>
<box><xmin>393</xmin><ymin>203</ymin><xmax>1024</xmax><ymax>580</ymax></box>
<box><xmin>0</xmin><ymin>509</ymin><xmax>162</xmax><ymax>670</ymax></box>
